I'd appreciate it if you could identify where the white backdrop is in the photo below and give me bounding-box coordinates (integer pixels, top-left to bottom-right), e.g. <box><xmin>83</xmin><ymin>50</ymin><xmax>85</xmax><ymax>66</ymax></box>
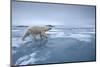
<box><xmin>0</xmin><ymin>0</ymin><xmax>100</xmax><ymax>67</ymax></box>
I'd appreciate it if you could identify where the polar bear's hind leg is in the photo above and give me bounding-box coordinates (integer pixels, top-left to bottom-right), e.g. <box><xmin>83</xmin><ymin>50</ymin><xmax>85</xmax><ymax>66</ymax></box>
<box><xmin>22</xmin><ymin>30</ymin><xmax>30</xmax><ymax>41</ymax></box>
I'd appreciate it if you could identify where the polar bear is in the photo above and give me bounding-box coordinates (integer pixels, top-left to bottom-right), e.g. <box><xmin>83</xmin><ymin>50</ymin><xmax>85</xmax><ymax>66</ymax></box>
<box><xmin>21</xmin><ymin>25</ymin><xmax>54</xmax><ymax>41</ymax></box>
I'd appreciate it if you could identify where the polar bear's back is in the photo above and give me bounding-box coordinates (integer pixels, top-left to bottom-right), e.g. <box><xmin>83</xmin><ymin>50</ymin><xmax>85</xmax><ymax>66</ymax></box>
<box><xmin>27</xmin><ymin>25</ymin><xmax>48</xmax><ymax>34</ymax></box>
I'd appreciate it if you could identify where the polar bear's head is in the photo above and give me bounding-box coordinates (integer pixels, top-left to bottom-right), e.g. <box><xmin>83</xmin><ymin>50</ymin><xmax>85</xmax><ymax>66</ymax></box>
<box><xmin>46</xmin><ymin>25</ymin><xmax>54</xmax><ymax>30</ymax></box>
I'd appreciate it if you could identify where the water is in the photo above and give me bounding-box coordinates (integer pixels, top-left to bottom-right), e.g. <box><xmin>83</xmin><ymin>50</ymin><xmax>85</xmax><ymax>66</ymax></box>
<box><xmin>11</xmin><ymin>25</ymin><xmax>96</xmax><ymax>66</ymax></box>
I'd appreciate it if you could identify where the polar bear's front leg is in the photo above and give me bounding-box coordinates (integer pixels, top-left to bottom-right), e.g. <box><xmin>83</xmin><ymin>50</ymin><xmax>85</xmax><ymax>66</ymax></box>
<box><xmin>40</xmin><ymin>32</ymin><xmax>48</xmax><ymax>39</ymax></box>
<box><xmin>30</xmin><ymin>33</ymin><xmax>37</xmax><ymax>40</ymax></box>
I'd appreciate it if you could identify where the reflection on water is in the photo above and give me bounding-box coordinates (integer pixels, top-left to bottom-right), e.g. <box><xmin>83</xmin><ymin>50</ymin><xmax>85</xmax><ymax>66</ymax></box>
<box><xmin>12</xmin><ymin>26</ymin><xmax>96</xmax><ymax>66</ymax></box>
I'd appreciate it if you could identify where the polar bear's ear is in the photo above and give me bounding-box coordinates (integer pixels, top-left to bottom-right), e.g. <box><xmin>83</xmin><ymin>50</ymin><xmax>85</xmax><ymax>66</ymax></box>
<box><xmin>46</xmin><ymin>25</ymin><xmax>54</xmax><ymax>27</ymax></box>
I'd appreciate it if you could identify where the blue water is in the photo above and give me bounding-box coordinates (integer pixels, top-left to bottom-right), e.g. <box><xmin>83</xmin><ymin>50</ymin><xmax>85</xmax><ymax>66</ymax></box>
<box><xmin>12</xmin><ymin>25</ymin><xmax>96</xmax><ymax>66</ymax></box>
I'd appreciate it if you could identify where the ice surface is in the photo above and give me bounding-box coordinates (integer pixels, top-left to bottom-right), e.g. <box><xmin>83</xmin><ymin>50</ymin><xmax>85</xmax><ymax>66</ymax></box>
<box><xmin>12</xmin><ymin>25</ymin><xmax>96</xmax><ymax>66</ymax></box>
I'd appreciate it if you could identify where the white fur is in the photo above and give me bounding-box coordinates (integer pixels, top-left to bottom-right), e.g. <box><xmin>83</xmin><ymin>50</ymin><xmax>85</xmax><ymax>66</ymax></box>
<box><xmin>21</xmin><ymin>25</ymin><xmax>50</xmax><ymax>41</ymax></box>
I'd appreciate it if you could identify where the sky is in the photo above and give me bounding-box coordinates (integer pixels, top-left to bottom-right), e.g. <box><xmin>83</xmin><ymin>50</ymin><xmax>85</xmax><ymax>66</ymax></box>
<box><xmin>12</xmin><ymin>1</ymin><xmax>96</xmax><ymax>27</ymax></box>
